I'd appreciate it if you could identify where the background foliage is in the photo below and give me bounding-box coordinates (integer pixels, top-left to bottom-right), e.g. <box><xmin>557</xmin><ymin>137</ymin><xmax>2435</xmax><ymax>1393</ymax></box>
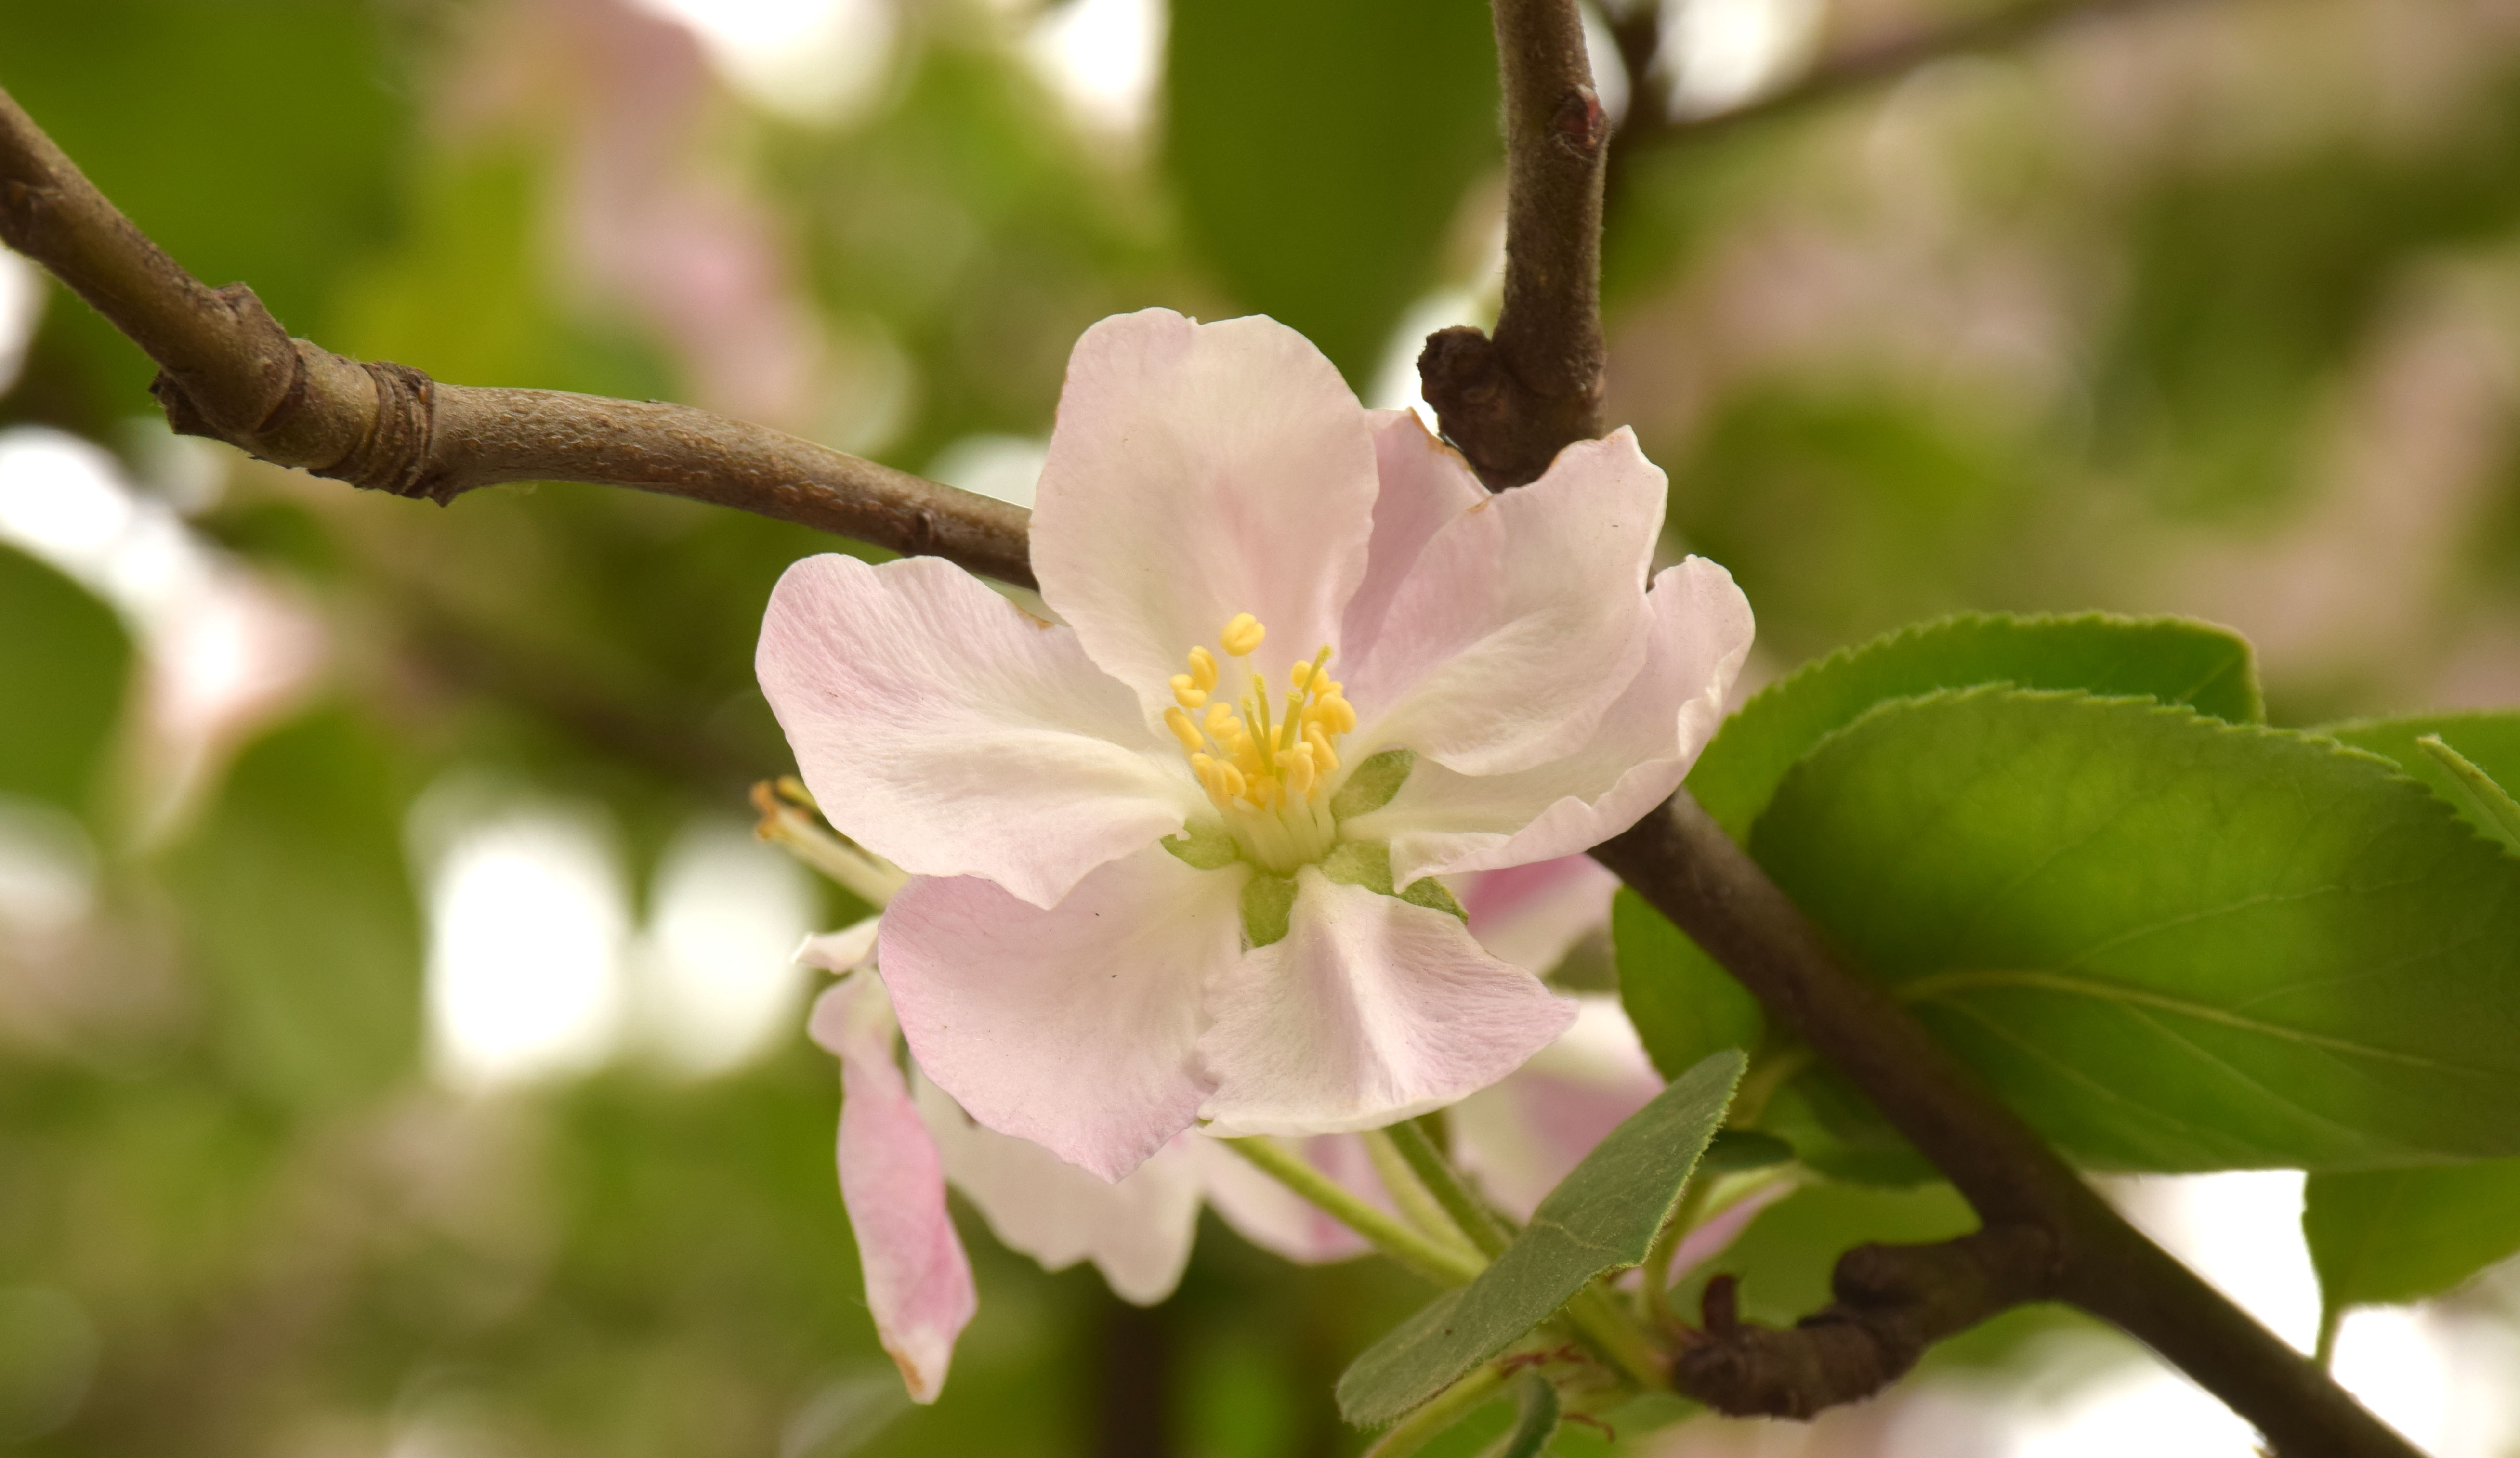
<box><xmin>6</xmin><ymin>0</ymin><xmax>2520</xmax><ymax>1453</ymax></box>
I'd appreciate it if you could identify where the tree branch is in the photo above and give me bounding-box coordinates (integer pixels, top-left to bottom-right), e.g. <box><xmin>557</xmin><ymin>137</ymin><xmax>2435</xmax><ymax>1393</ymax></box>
<box><xmin>0</xmin><ymin>87</ymin><xmax>1035</xmax><ymax>589</ymax></box>
<box><xmin>1593</xmin><ymin>794</ymin><xmax>2421</xmax><ymax>1457</ymax></box>
<box><xmin>1418</xmin><ymin>0</ymin><xmax>1611</xmax><ymax>488</ymax></box>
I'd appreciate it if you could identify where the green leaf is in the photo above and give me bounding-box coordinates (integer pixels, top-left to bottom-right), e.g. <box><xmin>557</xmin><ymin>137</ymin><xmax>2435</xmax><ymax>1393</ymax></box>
<box><xmin>2325</xmin><ymin>714</ymin><xmax>2520</xmax><ymax>852</ymax></box>
<box><xmin>2305</xmin><ymin>1160</ymin><xmax>2520</xmax><ymax>1323</ymax></box>
<box><xmin>1699</xmin><ymin>1128</ymin><xmax>1795</xmax><ymax>1173</ymax></box>
<box><xmin>1613</xmin><ymin>886</ymin><xmax>1764</xmax><ymax>1083</ymax></box>
<box><xmin>0</xmin><ymin>544</ymin><xmax>130</xmax><ymax>822</ymax></box>
<box><xmin>1164</xmin><ymin>0</ymin><xmax>1498</xmax><ymax>384</ymax></box>
<box><xmin>1337</xmin><ymin>1050</ymin><xmax>1745</xmax><ymax>1427</ymax></box>
<box><xmin>1483</xmin><ymin>1374</ymin><xmax>1559</xmax><ymax>1458</ymax></box>
<box><xmin>1690</xmin><ymin>612</ymin><xmax>2264</xmax><ymax>843</ymax></box>
<box><xmin>2414</xmin><ymin>736</ymin><xmax>2520</xmax><ymax>854</ymax></box>
<box><xmin>1754</xmin><ymin>688</ymin><xmax>2520</xmax><ymax>1172</ymax></box>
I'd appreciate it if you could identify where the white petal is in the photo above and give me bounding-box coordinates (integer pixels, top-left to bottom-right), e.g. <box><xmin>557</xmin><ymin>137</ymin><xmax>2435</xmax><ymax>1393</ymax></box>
<box><xmin>1028</xmin><ymin>310</ymin><xmax>1379</xmax><ymax>726</ymax></box>
<box><xmin>1354</xmin><ymin>556</ymin><xmax>1754</xmax><ymax>885</ymax></box>
<box><xmin>1454</xmin><ymin>855</ymin><xmax>1621</xmax><ymax>976</ymax></box>
<box><xmin>795</xmin><ymin>917</ymin><xmax>883</xmax><ymax>975</ymax></box>
<box><xmin>810</xmin><ymin>974</ymin><xmax>976</xmax><ymax>1403</ymax></box>
<box><xmin>879</xmin><ymin>847</ymin><xmax>1246</xmax><ymax>1181</ymax></box>
<box><xmin>1339</xmin><ymin>411</ymin><xmax>1488</xmax><ymax>652</ymax></box>
<box><xmin>1192</xmin><ymin>1133</ymin><xmax>1379</xmax><ymax>1264</ymax></box>
<box><xmin>1197</xmin><ymin>872</ymin><xmax>1578</xmax><ymax>1137</ymax></box>
<box><xmin>1340</xmin><ymin>429</ymin><xmax>1668</xmax><ymax>778</ymax></box>
<box><xmin>915</xmin><ymin>1075</ymin><xmax>1204</xmax><ymax>1305</ymax></box>
<box><xmin>1448</xmin><ymin>995</ymin><xmax>1664</xmax><ymax>1220</ymax></box>
<box><xmin>758</xmin><ymin>553</ymin><xmax>1200</xmax><ymax>909</ymax></box>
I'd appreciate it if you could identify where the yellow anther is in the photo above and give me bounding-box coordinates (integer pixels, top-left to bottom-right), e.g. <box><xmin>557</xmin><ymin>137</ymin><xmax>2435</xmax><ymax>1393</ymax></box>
<box><xmin>1217</xmin><ymin>761</ymin><xmax>1247</xmax><ymax>801</ymax></box>
<box><xmin>1205</xmin><ymin>703</ymin><xmax>1238</xmax><ymax>739</ymax></box>
<box><xmin>1289</xmin><ymin>661</ymin><xmax>1315</xmax><ymax>692</ymax></box>
<box><xmin>1315</xmin><ymin>694</ymin><xmax>1358</xmax><ymax>735</ymax></box>
<box><xmin>1283</xmin><ymin>747</ymin><xmax>1318</xmax><ymax>797</ymax></box>
<box><xmin>1188</xmin><ymin>645</ymin><xmax>1219</xmax><ymax>691</ymax></box>
<box><xmin>1305</xmin><ymin>723</ymin><xmax>1340</xmax><ymax>774</ymax></box>
<box><xmin>1165</xmin><ymin>707</ymin><xmax>1205</xmax><ymax>754</ymax></box>
<box><xmin>1169</xmin><ymin>674</ymin><xmax>1207</xmax><ymax>710</ymax></box>
<box><xmin>1221</xmin><ymin>613</ymin><xmax>1266</xmax><ymax>657</ymax></box>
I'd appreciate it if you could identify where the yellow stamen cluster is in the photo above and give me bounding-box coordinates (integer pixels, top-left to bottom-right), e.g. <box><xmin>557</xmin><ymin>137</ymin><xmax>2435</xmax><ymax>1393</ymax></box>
<box><xmin>1162</xmin><ymin>613</ymin><xmax>1358</xmax><ymax>872</ymax></box>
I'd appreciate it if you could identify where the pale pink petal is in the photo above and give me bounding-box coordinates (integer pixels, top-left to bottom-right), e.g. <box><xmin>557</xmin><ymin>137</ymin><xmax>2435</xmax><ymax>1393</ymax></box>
<box><xmin>1455</xmin><ymin>855</ymin><xmax>1622</xmax><ymax>977</ymax></box>
<box><xmin>758</xmin><ymin>553</ymin><xmax>1200</xmax><ymax>909</ymax></box>
<box><xmin>1339</xmin><ymin>411</ymin><xmax>1488</xmax><ymax>651</ymax></box>
<box><xmin>1449</xmin><ymin>995</ymin><xmax>1664</xmax><ymax>1220</ymax></box>
<box><xmin>807</xmin><ymin>975</ymin><xmax>975</xmax><ymax>1404</ymax></box>
<box><xmin>879</xmin><ymin>847</ymin><xmax>1246</xmax><ymax>1181</ymax></box>
<box><xmin>794</xmin><ymin>918</ymin><xmax>882</xmax><ymax>974</ymax></box>
<box><xmin>1028</xmin><ymin>310</ymin><xmax>1378</xmax><ymax>725</ymax></box>
<box><xmin>1197</xmin><ymin>873</ymin><xmax>1578</xmax><ymax>1137</ymax></box>
<box><xmin>1354</xmin><ymin>556</ymin><xmax>1754</xmax><ymax>885</ymax></box>
<box><xmin>1191</xmin><ymin>1133</ymin><xmax>1379</xmax><ymax>1264</ymax></box>
<box><xmin>1339</xmin><ymin>429</ymin><xmax>1668</xmax><ymax>778</ymax></box>
<box><xmin>914</xmin><ymin>1076</ymin><xmax>1205</xmax><ymax>1305</ymax></box>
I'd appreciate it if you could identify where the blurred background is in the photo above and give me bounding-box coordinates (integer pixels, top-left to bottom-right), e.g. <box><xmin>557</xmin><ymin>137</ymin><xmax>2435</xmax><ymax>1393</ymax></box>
<box><xmin>2</xmin><ymin>0</ymin><xmax>2519</xmax><ymax>1453</ymax></box>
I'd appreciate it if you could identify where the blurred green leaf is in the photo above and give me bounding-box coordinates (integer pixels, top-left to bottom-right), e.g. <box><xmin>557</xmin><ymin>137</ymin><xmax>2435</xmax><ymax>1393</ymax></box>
<box><xmin>1613</xmin><ymin>886</ymin><xmax>1761</xmax><ymax>1084</ymax></box>
<box><xmin>2413</xmin><ymin>736</ymin><xmax>2520</xmax><ymax>854</ymax></box>
<box><xmin>162</xmin><ymin>707</ymin><xmax>422</xmax><ymax>1113</ymax></box>
<box><xmin>1757</xmin><ymin>689</ymin><xmax>2520</xmax><ymax>1171</ymax></box>
<box><xmin>1483</xmin><ymin>1374</ymin><xmax>1558</xmax><ymax>1458</ymax></box>
<box><xmin>0</xmin><ymin>543</ymin><xmax>129</xmax><ymax>821</ymax></box>
<box><xmin>1164</xmin><ymin>0</ymin><xmax>1499</xmax><ymax>384</ymax></box>
<box><xmin>2305</xmin><ymin>1160</ymin><xmax>2520</xmax><ymax>1325</ymax></box>
<box><xmin>1337</xmin><ymin>1051</ymin><xmax>1743</xmax><ymax>1428</ymax></box>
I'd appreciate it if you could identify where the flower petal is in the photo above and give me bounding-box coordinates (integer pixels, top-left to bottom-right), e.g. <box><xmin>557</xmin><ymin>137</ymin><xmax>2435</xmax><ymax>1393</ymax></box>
<box><xmin>879</xmin><ymin>847</ymin><xmax>1246</xmax><ymax>1181</ymax></box>
<box><xmin>914</xmin><ymin>1077</ymin><xmax>1205</xmax><ymax>1305</ymax></box>
<box><xmin>795</xmin><ymin>918</ymin><xmax>883</xmax><ymax>974</ymax></box>
<box><xmin>1448</xmin><ymin>995</ymin><xmax>1663</xmax><ymax>1220</ymax></box>
<box><xmin>758</xmin><ymin>552</ymin><xmax>1199</xmax><ymax>909</ymax></box>
<box><xmin>1353</xmin><ymin>556</ymin><xmax>1754</xmax><ymax>885</ymax></box>
<box><xmin>1455</xmin><ymin>855</ymin><xmax>1622</xmax><ymax>977</ymax></box>
<box><xmin>1191</xmin><ymin>1133</ymin><xmax>1380</xmax><ymax>1264</ymax></box>
<box><xmin>1029</xmin><ymin>310</ymin><xmax>1379</xmax><ymax>724</ymax></box>
<box><xmin>1340</xmin><ymin>411</ymin><xmax>1488</xmax><ymax>652</ymax></box>
<box><xmin>807</xmin><ymin>974</ymin><xmax>975</xmax><ymax>1404</ymax></box>
<box><xmin>1340</xmin><ymin>428</ymin><xmax>1669</xmax><ymax>778</ymax></box>
<box><xmin>1197</xmin><ymin>872</ymin><xmax>1577</xmax><ymax>1137</ymax></box>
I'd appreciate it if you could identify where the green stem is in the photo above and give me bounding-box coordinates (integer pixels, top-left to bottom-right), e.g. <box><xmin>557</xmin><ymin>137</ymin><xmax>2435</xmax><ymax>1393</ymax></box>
<box><xmin>1562</xmin><ymin>1286</ymin><xmax>1669</xmax><ymax>1393</ymax></box>
<box><xmin>1363</xmin><ymin>1128</ymin><xmax>1480</xmax><ymax>1255</ymax></box>
<box><xmin>1640</xmin><ymin>1174</ymin><xmax>1717</xmax><ymax>1321</ymax></box>
<box><xmin>1384</xmin><ymin>1118</ymin><xmax>1514</xmax><ymax>1260</ymax></box>
<box><xmin>1222</xmin><ymin>1137</ymin><xmax>1484</xmax><ymax>1287</ymax></box>
<box><xmin>753</xmin><ymin>792</ymin><xmax>907</xmax><ymax>908</ymax></box>
<box><xmin>2314</xmin><ymin>1305</ymin><xmax>2344</xmax><ymax>1371</ymax></box>
<box><xmin>1360</xmin><ymin>1361</ymin><xmax>1515</xmax><ymax>1458</ymax></box>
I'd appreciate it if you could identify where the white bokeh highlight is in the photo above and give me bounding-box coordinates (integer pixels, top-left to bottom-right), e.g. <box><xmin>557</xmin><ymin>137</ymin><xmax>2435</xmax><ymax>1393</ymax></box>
<box><xmin>924</xmin><ymin>433</ymin><xmax>1049</xmax><ymax>508</ymax></box>
<box><xmin>635</xmin><ymin>819</ymin><xmax>818</xmax><ymax>1076</ymax></box>
<box><xmin>630</xmin><ymin>0</ymin><xmax>896</xmax><ymax>124</ymax></box>
<box><xmin>1661</xmin><ymin>0</ymin><xmax>1824</xmax><ymax>119</ymax></box>
<box><xmin>422</xmin><ymin>805</ymin><xmax>631</xmax><ymax>1091</ymax></box>
<box><xmin>1025</xmin><ymin>0</ymin><xmax>1166</xmax><ymax>135</ymax></box>
<box><xmin>0</xmin><ymin>250</ymin><xmax>41</xmax><ymax>398</ymax></box>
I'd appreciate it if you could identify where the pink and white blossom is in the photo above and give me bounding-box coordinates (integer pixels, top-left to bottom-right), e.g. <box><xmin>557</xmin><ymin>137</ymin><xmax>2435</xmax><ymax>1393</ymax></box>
<box><xmin>759</xmin><ymin>308</ymin><xmax>1753</xmax><ymax>1183</ymax></box>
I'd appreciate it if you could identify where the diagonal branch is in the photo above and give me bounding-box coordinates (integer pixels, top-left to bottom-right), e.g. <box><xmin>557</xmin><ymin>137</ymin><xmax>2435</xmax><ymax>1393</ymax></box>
<box><xmin>0</xmin><ymin>87</ymin><xmax>1035</xmax><ymax>589</ymax></box>
<box><xmin>1418</xmin><ymin>0</ymin><xmax>1611</xmax><ymax>489</ymax></box>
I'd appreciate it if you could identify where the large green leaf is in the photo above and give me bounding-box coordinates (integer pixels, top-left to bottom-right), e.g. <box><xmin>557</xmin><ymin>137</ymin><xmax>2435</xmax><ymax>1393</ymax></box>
<box><xmin>1611</xmin><ymin>886</ymin><xmax>1764</xmax><ymax>1083</ymax></box>
<box><xmin>1625</xmin><ymin>612</ymin><xmax>2258</xmax><ymax>1083</ymax></box>
<box><xmin>1754</xmin><ymin>689</ymin><xmax>2520</xmax><ymax>1172</ymax></box>
<box><xmin>1164</xmin><ymin>0</ymin><xmax>1499</xmax><ymax>384</ymax></box>
<box><xmin>2305</xmin><ymin>1160</ymin><xmax>2520</xmax><ymax>1325</ymax></box>
<box><xmin>1337</xmin><ymin>1051</ymin><xmax>1744</xmax><ymax>1428</ymax></box>
<box><xmin>1690</xmin><ymin>612</ymin><xmax>2263</xmax><ymax>843</ymax></box>
<box><xmin>0</xmin><ymin>543</ymin><xmax>130</xmax><ymax>820</ymax></box>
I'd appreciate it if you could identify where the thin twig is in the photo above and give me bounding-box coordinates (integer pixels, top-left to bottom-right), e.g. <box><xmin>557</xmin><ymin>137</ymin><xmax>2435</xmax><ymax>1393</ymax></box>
<box><xmin>0</xmin><ymin>87</ymin><xmax>1035</xmax><ymax>588</ymax></box>
<box><xmin>1222</xmin><ymin>1137</ymin><xmax>1486</xmax><ymax>1288</ymax></box>
<box><xmin>1418</xmin><ymin>0</ymin><xmax>1611</xmax><ymax>487</ymax></box>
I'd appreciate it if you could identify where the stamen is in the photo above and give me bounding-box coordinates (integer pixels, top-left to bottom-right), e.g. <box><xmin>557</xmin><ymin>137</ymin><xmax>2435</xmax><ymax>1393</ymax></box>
<box><xmin>1188</xmin><ymin>646</ymin><xmax>1219</xmax><ymax>691</ymax></box>
<box><xmin>1221</xmin><ymin>613</ymin><xmax>1266</xmax><ymax>657</ymax></box>
<box><xmin>1169</xmin><ymin>674</ymin><xmax>1207</xmax><ymax>710</ymax></box>
<box><xmin>1205</xmin><ymin>703</ymin><xmax>1238</xmax><ymax>739</ymax></box>
<box><xmin>1305</xmin><ymin>723</ymin><xmax>1339</xmax><ymax>774</ymax></box>
<box><xmin>1164</xmin><ymin>707</ymin><xmax>1205</xmax><ymax>754</ymax></box>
